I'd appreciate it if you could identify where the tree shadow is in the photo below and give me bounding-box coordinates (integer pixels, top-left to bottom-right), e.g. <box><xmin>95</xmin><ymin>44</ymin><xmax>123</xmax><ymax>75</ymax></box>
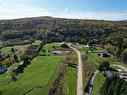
<box><xmin>68</xmin><ymin>63</ymin><xmax>77</xmax><ymax>68</ymax></box>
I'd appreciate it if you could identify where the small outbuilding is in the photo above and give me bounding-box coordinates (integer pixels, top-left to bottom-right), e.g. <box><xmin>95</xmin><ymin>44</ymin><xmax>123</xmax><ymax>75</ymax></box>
<box><xmin>85</xmin><ymin>44</ymin><xmax>90</xmax><ymax>48</ymax></box>
<box><xmin>103</xmin><ymin>71</ymin><xmax>116</xmax><ymax>78</ymax></box>
<box><xmin>97</xmin><ymin>51</ymin><xmax>110</xmax><ymax>58</ymax></box>
<box><xmin>0</xmin><ymin>67</ymin><xmax>7</xmax><ymax>75</ymax></box>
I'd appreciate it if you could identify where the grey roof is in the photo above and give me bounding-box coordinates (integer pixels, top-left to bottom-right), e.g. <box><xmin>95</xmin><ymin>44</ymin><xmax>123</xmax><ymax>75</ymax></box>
<box><xmin>105</xmin><ymin>71</ymin><xmax>116</xmax><ymax>78</ymax></box>
<box><xmin>0</xmin><ymin>67</ymin><xmax>7</xmax><ymax>74</ymax></box>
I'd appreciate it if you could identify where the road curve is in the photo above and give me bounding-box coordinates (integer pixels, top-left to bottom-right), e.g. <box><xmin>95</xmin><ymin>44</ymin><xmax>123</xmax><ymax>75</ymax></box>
<box><xmin>68</xmin><ymin>45</ymin><xmax>83</xmax><ymax>95</ymax></box>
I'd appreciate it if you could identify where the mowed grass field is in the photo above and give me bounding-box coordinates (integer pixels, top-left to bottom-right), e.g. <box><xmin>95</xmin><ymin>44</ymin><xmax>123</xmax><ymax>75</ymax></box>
<box><xmin>40</xmin><ymin>43</ymin><xmax>61</xmax><ymax>55</ymax></box>
<box><xmin>91</xmin><ymin>73</ymin><xmax>106</xmax><ymax>95</ymax></box>
<box><xmin>63</xmin><ymin>66</ymin><xmax>77</xmax><ymax>95</ymax></box>
<box><xmin>0</xmin><ymin>56</ymin><xmax>65</xmax><ymax>95</ymax></box>
<box><xmin>63</xmin><ymin>52</ymin><xmax>77</xmax><ymax>95</ymax></box>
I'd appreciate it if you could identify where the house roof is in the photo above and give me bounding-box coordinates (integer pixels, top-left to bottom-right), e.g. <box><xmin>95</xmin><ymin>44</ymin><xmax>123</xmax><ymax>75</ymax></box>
<box><xmin>0</xmin><ymin>67</ymin><xmax>7</xmax><ymax>74</ymax></box>
<box><xmin>105</xmin><ymin>71</ymin><xmax>116</xmax><ymax>78</ymax></box>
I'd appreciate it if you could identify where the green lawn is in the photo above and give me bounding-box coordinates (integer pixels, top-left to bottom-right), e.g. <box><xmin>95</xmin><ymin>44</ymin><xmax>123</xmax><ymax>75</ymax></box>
<box><xmin>91</xmin><ymin>73</ymin><xmax>106</xmax><ymax>95</ymax></box>
<box><xmin>0</xmin><ymin>56</ymin><xmax>65</xmax><ymax>95</ymax></box>
<box><xmin>63</xmin><ymin>66</ymin><xmax>77</xmax><ymax>95</ymax></box>
<box><xmin>75</xmin><ymin>45</ymin><xmax>104</xmax><ymax>65</ymax></box>
<box><xmin>62</xmin><ymin>51</ymin><xmax>77</xmax><ymax>95</ymax></box>
<box><xmin>40</xmin><ymin>43</ymin><xmax>60</xmax><ymax>55</ymax></box>
<box><xmin>78</xmin><ymin>45</ymin><xmax>118</xmax><ymax>68</ymax></box>
<box><xmin>88</xmin><ymin>52</ymin><xmax>118</xmax><ymax>67</ymax></box>
<box><xmin>88</xmin><ymin>53</ymin><xmax>104</xmax><ymax>63</ymax></box>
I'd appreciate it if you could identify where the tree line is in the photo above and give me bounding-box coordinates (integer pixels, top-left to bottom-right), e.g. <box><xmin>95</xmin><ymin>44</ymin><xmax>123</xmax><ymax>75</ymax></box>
<box><xmin>0</xmin><ymin>17</ymin><xmax>127</xmax><ymax>46</ymax></box>
<box><xmin>1</xmin><ymin>16</ymin><xmax>127</xmax><ymax>64</ymax></box>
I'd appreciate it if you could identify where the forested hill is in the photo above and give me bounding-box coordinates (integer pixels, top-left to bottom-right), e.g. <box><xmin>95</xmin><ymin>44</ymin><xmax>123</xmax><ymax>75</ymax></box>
<box><xmin>0</xmin><ymin>16</ymin><xmax>127</xmax><ymax>46</ymax></box>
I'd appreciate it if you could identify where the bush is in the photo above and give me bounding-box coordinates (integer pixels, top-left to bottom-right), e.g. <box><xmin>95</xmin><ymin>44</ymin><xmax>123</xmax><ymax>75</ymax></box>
<box><xmin>100</xmin><ymin>76</ymin><xmax>127</xmax><ymax>95</ymax></box>
<box><xmin>61</xmin><ymin>44</ymin><xmax>69</xmax><ymax>48</ymax></box>
<box><xmin>122</xmin><ymin>49</ymin><xmax>127</xmax><ymax>64</ymax></box>
<box><xmin>98</xmin><ymin>61</ymin><xmax>110</xmax><ymax>71</ymax></box>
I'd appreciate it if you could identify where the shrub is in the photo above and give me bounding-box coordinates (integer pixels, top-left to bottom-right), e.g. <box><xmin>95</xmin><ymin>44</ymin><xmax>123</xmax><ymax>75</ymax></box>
<box><xmin>98</xmin><ymin>61</ymin><xmax>110</xmax><ymax>71</ymax></box>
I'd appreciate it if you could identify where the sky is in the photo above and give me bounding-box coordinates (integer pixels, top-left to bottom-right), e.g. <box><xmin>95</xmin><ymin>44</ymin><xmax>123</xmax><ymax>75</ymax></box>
<box><xmin>0</xmin><ymin>0</ymin><xmax>127</xmax><ymax>20</ymax></box>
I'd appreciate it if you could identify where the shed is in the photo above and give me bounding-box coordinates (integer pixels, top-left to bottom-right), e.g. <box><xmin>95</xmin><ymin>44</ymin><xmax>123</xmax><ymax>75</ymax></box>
<box><xmin>97</xmin><ymin>51</ymin><xmax>110</xmax><ymax>57</ymax></box>
<box><xmin>0</xmin><ymin>67</ymin><xmax>7</xmax><ymax>75</ymax></box>
<box><xmin>104</xmin><ymin>71</ymin><xmax>116</xmax><ymax>78</ymax></box>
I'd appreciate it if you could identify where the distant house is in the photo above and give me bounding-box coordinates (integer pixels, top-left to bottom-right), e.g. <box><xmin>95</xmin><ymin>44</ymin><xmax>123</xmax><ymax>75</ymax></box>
<box><xmin>85</xmin><ymin>44</ymin><xmax>90</xmax><ymax>48</ymax></box>
<box><xmin>103</xmin><ymin>71</ymin><xmax>117</xmax><ymax>78</ymax></box>
<box><xmin>91</xmin><ymin>39</ymin><xmax>101</xmax><ymax>44</ymax></box>
<box><xmin>76</xmin><ymin>43</ymin><xmax>79</xmax><ymax>45</ymax></box>
<box><xmin>0</xmin><ymin>53</ymin><xmax>4</xmax><ymax>61</ymax></box>
<box><xmin>97</xmin><ymin>51</ymin><xmax>110</xmax><ymax>58</ymax></box>
<box><xmin>0</xmin><ymin>67</ymin><xmax>7</xmax><ymax>75</ymax></box>
<box><xmin>119</xmin><ymin>75</ymin><xmax>127</xmax><ymax>81</ymax></box>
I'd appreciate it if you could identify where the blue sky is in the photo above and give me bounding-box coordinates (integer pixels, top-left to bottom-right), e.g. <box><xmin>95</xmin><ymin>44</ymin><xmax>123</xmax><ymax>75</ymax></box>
<box><xmin>0</xmin><ymin>0</ymin><xmax>127</xmax><ymax>20</ymax></box>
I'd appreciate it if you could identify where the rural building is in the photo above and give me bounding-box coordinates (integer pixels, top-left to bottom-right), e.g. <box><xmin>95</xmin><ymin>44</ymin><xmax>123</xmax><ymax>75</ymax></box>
<box><xmin>119</xmin><ymin>75</ymin><xmax>127</xmax><ymax>81</ymax></box>
<box><xmin>91</xmin><ymin>39</ymin><xmax>101</xmax><ymax>44</ymax></box>
<box><xmin>97</xmin><ymin>51</ymin><xmax>110</xmax><ymax>57</ymax></box>
<box><xmin>103</xmin><ymin>71</ymin><xmax>117</xmax><ymax>78</ymax></box>
<box><xmin>0</xmin><ymin>67</ymin><xmax>7</xmax><ymax>75</ymax></box>
<box><xmin>85</xmin><ymin>44</ymin><xmax>90</xmax><ymax>48</ymax></box>
<box><xmin>0</xmin><ymin>53</ymin><xmax>4</xmax><ymax>61</ymax></box>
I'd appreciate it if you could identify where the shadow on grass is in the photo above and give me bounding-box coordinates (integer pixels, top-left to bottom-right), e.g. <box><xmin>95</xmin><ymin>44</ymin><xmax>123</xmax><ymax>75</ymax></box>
<box><xmin>68</xmin><ymin>63</ymin><xmax>77</xmax><ymax>68</ymax></box>
<box><xmin>109</xmin><ymin>68</ymin><xmax>118</xmax><ymax>72</ymax></box>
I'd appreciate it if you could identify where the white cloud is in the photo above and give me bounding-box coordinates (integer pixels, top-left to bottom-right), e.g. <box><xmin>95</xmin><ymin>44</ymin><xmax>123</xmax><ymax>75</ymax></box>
<box><xmin>64</xmin><ymin>8</ymin><xmax>69</xmax><ymax>13</ymax></box>
<box><xmin>0</xmin><ymin>0</ymin><xmax>52</xmax><ymax>19</ymax></box>
<box><xmin>54</xmin><ymin>11</ymin><xmax>127</xmax><ymax>20</ymax></box>
<box><xmin>0</xmin><ymin>0</ymin><xmax>126</xmax><ymax>20</ymax></box>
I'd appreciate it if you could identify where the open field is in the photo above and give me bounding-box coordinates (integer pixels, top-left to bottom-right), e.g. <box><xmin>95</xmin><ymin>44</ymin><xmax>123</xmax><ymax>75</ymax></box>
<box><xmin>63</xmin><ymin>64</ymin><xmax>77</xmax><ymax>95</ymax></box>
<box><xmin>1</xmin><ymin>44</ymin><xmax>30</xmax><ymax>51</ymax></box>
<box><xmin>0</xmin><ymin>40</ymin><xmax>42</xmax><ymax>53</ymax></box>
<box><xmin>76</xmin><ymin>44</ymin><xmax>118</xmax><ymax>67</ymax></box>
<box><xmin>40</xmin><ymin>43</ymin><xmax>61</xmax><ymax>55</ymax></box>
<box><xmin>0</xmin><ymin>56</ymin><xmax>65</xmax><ymax>95</ymax></box>
<box><xmin>91</xmin><ymin>73</ymin><xmax>106</xmax><ymax>95</ymax></box>
<box><xmin>62</xmin><ymin>51</ymin><xmax>78</xmax><ymax>95</ymax></box>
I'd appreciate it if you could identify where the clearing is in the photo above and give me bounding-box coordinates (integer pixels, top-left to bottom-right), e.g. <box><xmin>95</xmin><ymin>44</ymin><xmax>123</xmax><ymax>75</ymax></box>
<box><xmin>0</xmin><ymin>56</ymin><xmax>64</xmax><ymax>95</ymax></box>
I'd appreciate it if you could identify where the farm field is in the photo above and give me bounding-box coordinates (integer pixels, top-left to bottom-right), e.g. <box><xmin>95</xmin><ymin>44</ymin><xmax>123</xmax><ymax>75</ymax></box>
<box><xmin>0</xmin><ymin>40</ymin><xmax>41</xmax><ymax>53</ymax></box>
<box><xmin>63</xmin><ymin>65</ymin><xmax>77</xmax><ymax>95</ymax></box>
<box><xmin>63</xmin><ymin>52</ymin><xmax>77</xmax><ymax>95</ymax></box>
<box><xmin>0</xmin><ymin>42</ymin><xmax>123</xmax><ymax>95</ymax></box>
<box><xmin>44</xmin><ymin>44</ymin><xmax>78</xmax><ymax>95</ymax></box>
<box><xmin>91</xmin><ymin>73</ymin><xmax>106</xmax><ymax>95</ymax></box>
<box><xmin>0</xmin><ymin>56</ymin><xmax>65</xmax><ymax>95</ymax></box>
<box><xmin>40</xmin><ymin>43</ymin><xmax>61</xmax><ymax>55</ymax></box>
